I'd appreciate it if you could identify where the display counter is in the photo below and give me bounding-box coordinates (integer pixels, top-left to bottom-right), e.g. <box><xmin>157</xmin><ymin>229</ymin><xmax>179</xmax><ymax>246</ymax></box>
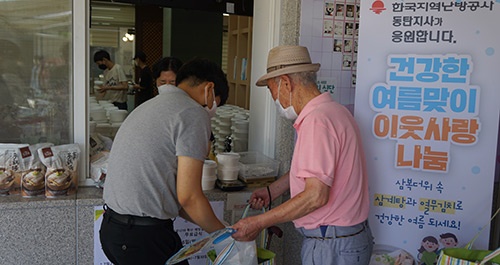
<box><xmin>0</xmin><ymin>186</ymin><xmax>287</xmax><ymax>265</ymax></box>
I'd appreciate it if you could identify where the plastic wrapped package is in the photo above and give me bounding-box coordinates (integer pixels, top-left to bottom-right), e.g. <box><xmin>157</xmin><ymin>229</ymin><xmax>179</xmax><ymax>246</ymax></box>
<box><xmin>90</xmin><ymin>151</ymin><xmax>109</xmax><ymax>188</ymax></box>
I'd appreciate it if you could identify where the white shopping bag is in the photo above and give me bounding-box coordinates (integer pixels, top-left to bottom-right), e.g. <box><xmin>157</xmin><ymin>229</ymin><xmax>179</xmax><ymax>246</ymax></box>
<box><xmin>208</xmin><ymin>234</ymin><xmax>258</xmax><ymax>265</ymax></box>
<box><xmin>166</xmin><ymin>228</ymin><xmax>257</xmax><ymax>265</ymax></box>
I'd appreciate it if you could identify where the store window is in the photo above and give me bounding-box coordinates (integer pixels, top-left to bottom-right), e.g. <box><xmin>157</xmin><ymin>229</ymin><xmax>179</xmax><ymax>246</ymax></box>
<box><xmin>0</xmin><ymin>0</ymin><xmax>73</xmax><ymax>144</ymax></box>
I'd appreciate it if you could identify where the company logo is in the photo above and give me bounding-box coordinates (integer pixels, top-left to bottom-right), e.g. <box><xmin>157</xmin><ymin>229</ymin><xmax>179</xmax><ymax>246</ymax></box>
<box><xmin>370</xmin><ymin>0</ymin><xmax>386</xmax><ymax>14</ymax></box>
<box><xmin>20</xmin><ymin>147</ymin><xmax>32</xmax><ymax>159</ymax></box>
<box><xmin>42</xmin><ymin>147</ymin><xmax>54</xmax><ymax>158</ymax></box>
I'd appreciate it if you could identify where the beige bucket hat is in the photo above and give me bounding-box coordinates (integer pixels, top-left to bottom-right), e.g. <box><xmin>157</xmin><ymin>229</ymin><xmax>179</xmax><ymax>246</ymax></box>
<box><xmin>256</xmin><ymin>45</ymin><xmax>320</xmax><ymax>86</ymax></box>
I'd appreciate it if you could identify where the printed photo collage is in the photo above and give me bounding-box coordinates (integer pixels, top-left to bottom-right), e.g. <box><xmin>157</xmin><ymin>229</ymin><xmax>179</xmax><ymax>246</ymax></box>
<box><xmin>323</xmin><ymin>0</ymin><xmax>360</xmax><ymax>75</ymax></box>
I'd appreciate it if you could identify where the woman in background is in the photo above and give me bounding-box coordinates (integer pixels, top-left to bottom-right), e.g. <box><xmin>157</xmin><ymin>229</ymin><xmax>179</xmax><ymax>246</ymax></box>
<box><xmin>151</xmin><ymin>57</ymin><xmax>183</xmax><ymax>95</ymax></box>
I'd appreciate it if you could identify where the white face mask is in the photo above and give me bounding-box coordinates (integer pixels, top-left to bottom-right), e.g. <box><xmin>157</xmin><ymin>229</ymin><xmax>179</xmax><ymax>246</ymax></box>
<box><xmin>274</xmin><ymin>80</ymin><xmax>298</xmax><ymax>120</ymax></box>
<box><xmin>204</xmin><ymin>86</ymin><xmax>217</xmax><ymax>118</ymax></box>
<box><xmin>157</xmin><ymin>84</ymin><xmax>170</xmax><ymax>94</ymax></box>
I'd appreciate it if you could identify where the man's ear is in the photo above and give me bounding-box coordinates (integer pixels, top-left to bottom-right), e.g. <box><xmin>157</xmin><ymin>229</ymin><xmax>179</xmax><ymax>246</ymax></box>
<box><xmin>206</xmin><ymin>81</ymin><xmax>215</xmax><ymax>91</ymax></box>
<box><xmin>282</xmin><ymin>75</ymin><xmax>293</xmax><ymax>92</ymax></box>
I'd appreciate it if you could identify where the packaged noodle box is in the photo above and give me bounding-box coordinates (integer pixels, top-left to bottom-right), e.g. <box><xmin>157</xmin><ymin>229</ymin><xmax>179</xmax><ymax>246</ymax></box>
<box><xmin>18</xmin><ymin>143</ymin><xmax>53</xmax><ymax>197</ymax></box>
<box><xmin>0</xmin><ymin>143</ymin><xmax>29</xmax><ymax>196</ymax></box>
<box><xmin>38</xmin><ymin>144</ymin><xmax>80</xmax><ymax>198</ymax></box>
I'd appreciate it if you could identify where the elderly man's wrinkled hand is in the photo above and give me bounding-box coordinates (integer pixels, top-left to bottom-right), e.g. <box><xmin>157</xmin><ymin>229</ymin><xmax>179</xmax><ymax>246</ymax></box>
<box><xmin>248</xmin><ymin>187</ymin><xmax>269</xmax><ymax>210</ymax></box>
<box><xmin>231</xmin><ymin>216</ymin><xmax>263</xmax><ymax>242</ymax></box>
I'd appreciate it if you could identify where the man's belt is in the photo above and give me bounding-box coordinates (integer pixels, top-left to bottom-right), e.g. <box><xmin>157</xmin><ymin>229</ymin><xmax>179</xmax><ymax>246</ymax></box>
<box><xmin>104</xmin><ymin>205</ymin><xmax>172</xmax><ymax>226</ymax></box>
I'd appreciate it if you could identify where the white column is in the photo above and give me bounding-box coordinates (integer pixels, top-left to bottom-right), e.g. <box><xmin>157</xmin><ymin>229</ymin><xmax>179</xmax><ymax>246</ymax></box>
<box><xmin>74</xmin><ymin>0</ymin><xmax>90</xmax><ymax>184</ymax></box>
<box><xmin>248</xmin><ymin>0</ymin><xmax>281</xmax><ymax>158</ymax></box>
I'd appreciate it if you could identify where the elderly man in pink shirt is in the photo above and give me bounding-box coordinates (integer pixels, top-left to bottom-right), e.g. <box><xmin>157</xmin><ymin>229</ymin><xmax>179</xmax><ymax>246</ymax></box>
<box><xmin>232</xmin><ymin>45</ymin><xmax>373</xmax><ymax>265</ymax></box>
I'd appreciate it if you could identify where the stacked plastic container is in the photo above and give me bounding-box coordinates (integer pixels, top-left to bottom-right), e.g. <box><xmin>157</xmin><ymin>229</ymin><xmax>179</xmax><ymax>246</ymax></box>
<box><xmin>210</xmin><ymin>104</ymin><xmax>250</xmax><ymax>155</ymax></box>
<box><xmin>202</xmin><ymin>160</ymin><xmax>217</xmax><ymax>190</ymax></box>
<box><xmin>216</xmin><ymin>152</ymin><xmax>240</xmax><ymax>181</ymax></box>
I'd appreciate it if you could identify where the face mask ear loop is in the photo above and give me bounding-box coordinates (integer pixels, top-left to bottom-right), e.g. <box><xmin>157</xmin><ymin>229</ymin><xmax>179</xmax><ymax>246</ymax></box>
<box><xmin>204</xmin><ymin>85</ymin><xmax>208</xmax><ymax>106</ymax></box>
<box><xmin>212</xmin><ymin>89</ymin><xmax>217</xmax><ymax>107</ymax></box>
<box><xmin>277</xmin><ymin>79</ymin><xmax>282</xmax><ymax>103</ymax></box>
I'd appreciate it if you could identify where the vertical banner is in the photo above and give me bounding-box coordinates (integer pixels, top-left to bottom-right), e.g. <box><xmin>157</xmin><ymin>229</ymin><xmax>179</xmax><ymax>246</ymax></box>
<box><xmin>355</xmin><ymin>0</ymin><xmax>500</xmax><ymax>263</ymax></box>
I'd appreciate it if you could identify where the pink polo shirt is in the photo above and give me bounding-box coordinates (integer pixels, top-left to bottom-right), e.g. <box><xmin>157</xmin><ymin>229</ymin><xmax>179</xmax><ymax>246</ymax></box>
<box><xmin>290</xmin><ymin>93</ymin><xmax>370</xmax><ymax>229</ymax></box>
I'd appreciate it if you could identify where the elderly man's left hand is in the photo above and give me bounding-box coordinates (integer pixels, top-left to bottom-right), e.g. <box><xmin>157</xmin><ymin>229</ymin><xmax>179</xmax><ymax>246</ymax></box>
<box><xmin>231</xmin><ymin>215</ymin><xmax>264</xmax><ymax>242</ymax></box>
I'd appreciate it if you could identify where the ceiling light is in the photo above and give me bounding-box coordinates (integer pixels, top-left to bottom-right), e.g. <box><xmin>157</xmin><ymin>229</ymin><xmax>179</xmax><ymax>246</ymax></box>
<box><xmin>122</xmin><ymin>28</ymin><xmax>135</xmax><ymax>42</ymax></box>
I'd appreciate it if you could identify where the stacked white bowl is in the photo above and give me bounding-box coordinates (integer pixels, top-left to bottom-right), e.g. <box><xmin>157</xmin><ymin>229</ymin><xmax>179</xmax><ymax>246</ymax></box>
<box><xmin>90</xmin><ymin>107</ymin><xmax>107</xmax><ymax>123</ymax></box>
<box><xmin>202</xmin><ymin>160</ymin><xmax>217</xmax><ymax>190</ymax></box>
<box><xmin>211</xmin><ymin>104</ymin><xmax>250</xmax><ymax>154</ymax></box>
<box><xmin>216</xmin><ymin>152</ymin><xmax>240</xmax><ymax>181</ymax></box>
<box><xmin>109</xmin><ymin>109</ymin><xmax>128</xmax><ymax>123</ymax></box>
<box><xmin>104</xmin><ymin>105</ymin><xmax>119</xmax><ymax>119</ymax></box>
<box><xmin>231</xmin><ymin>112</ymin><xmax>249</xmax><ymax>152</ymax></box>
<box><xmin>89</xmin><ymin>100</ymin><xmax>127</xmax><ymax>138</ymax></box>
<box><xmin>211</xmin><ymin>107</ymin><xmax>232</xmax><ymax>154</ymax></box>
<box><xmin>109</xmin><ymin>110</ymin><xmax>127</xmax><ymax>138</ymax></box>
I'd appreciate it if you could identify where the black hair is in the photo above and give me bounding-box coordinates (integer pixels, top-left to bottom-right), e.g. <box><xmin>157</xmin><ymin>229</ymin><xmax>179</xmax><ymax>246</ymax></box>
<box><xmin>440</xmin><ymin>233</ymin><xmax>458</xmax><ymax>242</ymax></box>
<box><xmin>151</xmin><ymin>57</ymin><xmax>184</xmax><ymax>80</ymax></box>
<box><xmin>176</xmin><ymin>57</ymin><xmax>229</xmax><ymax>106</ymax></box>
<box><xmin>134</xmin><ymin>51</ymin><xmax>147</xmax><ymax>62</ymax></box>
<box><xmin>93</xmin><ymin>50</ymin><xmax>111</xmax><ymax>62</ymax></box>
